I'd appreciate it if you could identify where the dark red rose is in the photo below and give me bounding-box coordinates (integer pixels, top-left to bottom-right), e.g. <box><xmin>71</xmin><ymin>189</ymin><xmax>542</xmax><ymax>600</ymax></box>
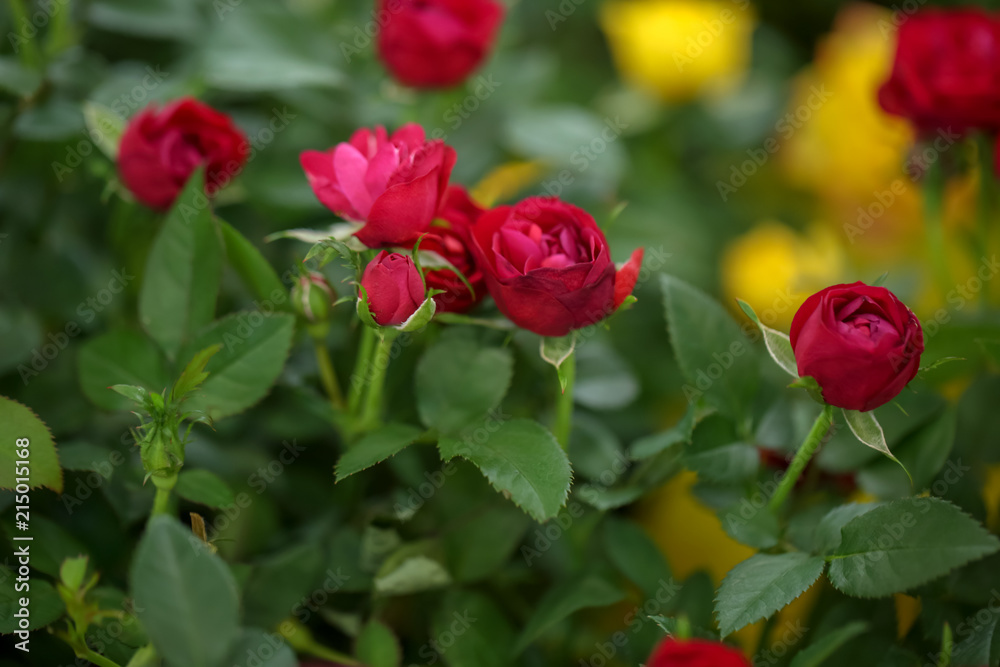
<box><xmin>301</xmin><ymin>124</ymin><xmax>456</xmax><ymax>248</ymax></box>
<box><xmin>117</xmin><ymin>97</ymin><xmax>248</xmax><ymax>210</ymax></box>
<box><xmin>376</xmin><ymin>0</ymin><xmax>505</xmax><ymax>89</ymax></box>
<box><xmin>421</xmin><ymin>186</ymin><xmax>487</xmax><ymax>313</ymax></box>
<box><xmin>647</xmin><ymin>637</ymin><xmax>751</xmax><ymax>667</ymax></box>
<box><xmin>879</xmin><ymin>10</ymin><xmax>1000</xmax><ymax>132</ymax></box>
<box><xmin>470</xmin><ymin>196</ymin><xmax>644</xmax><ymax>337</ymax></box>
<box><xmin>360</xmin><ymin>251</ymin><xmax>426</xmax><ymax>327</ymax></box>
<box><xmin>790</xmin><ymin>282</ymin><xmax>924</xmax><ymax>412</ymax></box>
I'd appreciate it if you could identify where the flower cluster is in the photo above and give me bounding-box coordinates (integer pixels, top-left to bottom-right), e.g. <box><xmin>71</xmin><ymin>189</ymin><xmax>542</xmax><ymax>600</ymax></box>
<box><xmin>301</xmin><ymin>123</ymin><xmax>644</xmax><ymax>337</ymax></box>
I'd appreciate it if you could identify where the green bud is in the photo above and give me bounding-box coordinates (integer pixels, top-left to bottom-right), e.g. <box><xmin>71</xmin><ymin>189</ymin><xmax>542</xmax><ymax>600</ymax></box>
<box><xmin>292</xmin><ymin>271</ymin><xmax>336</xmax><ymax>336</ymax></box>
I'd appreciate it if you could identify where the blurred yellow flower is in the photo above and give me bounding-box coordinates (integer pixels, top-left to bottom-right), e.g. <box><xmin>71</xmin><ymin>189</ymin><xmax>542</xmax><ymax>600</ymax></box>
<box><xmin>781</xmin><ymin>3</ymin><xmax>913</xmax><ymax>204</ymax></box>
<box><xmin>471</xmin><ymin>160</ymin><xmax>546</xmax><ymax>207</ymax></box>
<box><xmin>721</xmin><ymin>222</ymin><xmax>844</xmax><ymax>329</ymax></box>
<box><xmin>599</xmin><ymin>0</ymin><xmax>755</xmax><ymax>102</ymax></box>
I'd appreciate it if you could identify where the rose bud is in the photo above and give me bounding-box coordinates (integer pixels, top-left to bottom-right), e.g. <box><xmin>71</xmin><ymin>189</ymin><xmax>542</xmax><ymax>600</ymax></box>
<box><xmin>879</xmin><ymin>9</ymin><xmax>1000</xmax><ymax>133</ymax></box>
<box><xmin>421</xmin><ymin>186</ymin><xmax>487</xmax><ymax>314</ymax></box>
<box><xmin>291</xmin><ymin>271</ymin><xmax>337</xmax><ymax>335</ymax></box>
<box><xmin>790</xmin><ymin>282</ymin><xmax>924</xmax><ymax>412</ymax></box>
<box><xmin>117</xmin><ymin>97</ymin><xmax>249</xmax><ymax>210</ymax></box>
<box><xmin>360</xmin><ymin>251</ymin><xmax>427</xmax><ymax>327</ymax></box>
<box><xmin>301</xmin><ymin>124</ymin><xmax>456</xmax><ymax>248</ymax></box>
<box><xmin>647</xmin><ymin>637</ymin><xmax>751</xmax><ymax>667</ymax></box>
<box><xmin>376</xmin><ymin>0</ymin><xmax>505</xmax><ymax>89</ymax></box>
<box><xmin>470</xmin><ymin>196</ymin><xmax>644</xmax><ymax>337</ymax></box>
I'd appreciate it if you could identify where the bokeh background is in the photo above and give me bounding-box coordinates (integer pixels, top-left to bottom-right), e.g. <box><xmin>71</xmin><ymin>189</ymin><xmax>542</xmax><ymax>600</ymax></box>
<box><xmin>4</xmin><ymin>0</ymin><xmax>1000</xmax><ymax>665</ymax></box>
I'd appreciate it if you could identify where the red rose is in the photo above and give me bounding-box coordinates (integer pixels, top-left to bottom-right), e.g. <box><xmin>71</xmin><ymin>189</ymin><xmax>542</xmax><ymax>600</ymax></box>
<box><xmin>879</xmin><ymin>10</ymin><xmax>1000</xmax><ymax>132</ymax></box>
<box><xmin>470</xmin><ymin>196</ymin><xmax>644</xmax><ymax>337</ymax></box>
<box><xmin>360</xmin><ymin>251</ymin><xmax>426</xmax><ymax>327</ymax></box>
<box><xmin>117</xmin><ymin>97</ymin><xmax>248</xmax><ymax>210</ymax></box>
<box><xmin>422</xmin><ymin>186</ymin><xmax>487</xmax><ymax>314</ymax></box>
<box><xmin>647</xmin><ymin>638</ymin><xmax>751</xmax><ymax>667</ymax></box>
<box><xmin>790</xmin><ymin>282</ymin><xmax>924</xmax><ymax>412</ymax></box>
<box><xmin>301</xmin><ymin>124</ymin><xmax>456</xmax><ymax>248</ymax></box>
<box><xmin>376</xmin><ymin>0</ymin><xmax>505</xmax><ymax>89</ymax></box>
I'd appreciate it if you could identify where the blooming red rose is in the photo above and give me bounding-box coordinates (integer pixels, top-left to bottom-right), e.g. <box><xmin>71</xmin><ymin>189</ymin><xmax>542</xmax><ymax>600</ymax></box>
<box><xmin>469</xmin><ymin>196</ymin><xmax>644</xmax><ymax>337</ymax></box>
<box><xmin>361</xmin><ymin>251</ymin><xmax>426</xmax><ymax>327</ymax></box>
<box><xmin>377</xmin><ymin>0</ymin><xmax>505</xmax><ymax>89</ymax></box>
<box><xmin>117</xmin><ymin>97</ymin><xmax>248</xmax><ymax>210</ymax></box>
<box><xmin>647</xmin><ymin>637</ymin><xmax>751</xmax><ymax>667</ymax></box>
<box><xmin>790</xmin><ymin>282</ymin><xmax>924</xmax><ymax>412</ymax></box>
<box><xmin>301</xmin><ymin>124</ymin><xmax>456</xmax><ymax>249</ymax></box>
<box><xmin>421</xmin><ymin>186</ymin><xmax>487</xmax><ymax>314</ymax></box>
<box><xmin>878</xmin><ymin>10</ymin><xmax>1000</xmax><ymax>132</ymax></box>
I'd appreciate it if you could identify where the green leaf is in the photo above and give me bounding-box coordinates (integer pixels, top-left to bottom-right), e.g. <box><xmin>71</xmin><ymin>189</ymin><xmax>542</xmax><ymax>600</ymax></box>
<box><xmin>3</xmin><ymin>515</ymin><xmax>87</xmax><ymax>577</ymax></box>
<box><xmin>574</xmin><ymin>341</ymin><xmax>639</xmax><ymax>410</ymax></box>
<box><xmin>174</xmin><ymin>469</ymin><xmax>235</xmax><ymax>508</ymax></box>
<box><xmin>77</xmin><ymin>330</ymin><xmax>170</xmax><ymax>411</ymax></box>
<box><xmin>0</xmin><ymin>568</ymin><xmax>64</xmax><ymax>633</ymax></box>
<box><xmin>630</xmin><ymin>400</ymin><xmax>705</xmax><ymax>460</ymax></box>
<box><xmin>110</xmin><ymin>385</ymin><xmax>149</xmax><ymax>406</ymax></box>
<box><xmin>356</xmin><ymin>619</ymin><xmax>401</xmax><ymax>667</ymax></box>
<box><xmin>223</xmin><ymin>628</ymin><xmax>298</xmax><ymax>667</ymax></box>
<box><xmin>789</xmin><ymin>621</ymin><xmax>869</xmax><ymax>667</ymax></box>
<box><xmin>0</xmin><ymin>396</ymin><xmax>62</xmax><ymax>492</ymax></box>
<box><xmin>60</xmin><ymin>555</ymin><xmax>90</xmax><ymax>591</ymax></box>
<box><xmin>86</xmin><ymin>0</ymin><xmax>202</xmax><ymax>39</ymax></box>
<box><xmin>139</xmin><ymin>168</ymin><xmax>224</xmax><ymax>360</ymax></box>
<box><xmin>720</xmin><ymin>505</ymin><xmax>780</xmax><ymax>550</ymax></box>
<box><xmin>432</xmin><ymin>589</ymin><xmax>516</xmax><ymax>667</ymax></box>
<box><xmin>661</xmin><ymin>275</ymin><xmax>757</xmax><ymax>423</ymax></box>
<box><xmin>814</xmin><ymin>503</ymin><xmax>880</xmax><ymax>554</ymax></box>
<box><xmin>82</xmin><ymin>101</ymin><xmax>125</xmax><ymax>159</ymax></box>
<box><xmin>0</xmin><ymin>57</ymin><xmax>42</xmax><ymax>97</ymax></box>
<box><xmin>715</xmin><ymin>553</ymin><xmax>826</xmax><ymax>637</ymax></box>
<box><xmin>219</xmin><ymin>219</ymin><xmax>292</xmax><ymax>311</ymax></box>
<box><xmin>243</xmin><ymin>542</ymin><xmax>326</xmax><ymax>630</ymax></box>
<box><xmin>603</xmin><ymin>517</ymin><xmax>675</xmax><ymax>601</ymax></box>
<box><xmin>442</xmin><ymin>504</ymin><xmax>531</xmax><ymax>583</ymax></box>
<box><xmin>857</xmin><ymin>407</ymin><xmax>957</xmax><ymax>498</ymax></box>
<box><xmin>951</xmin><ymin>615</ymin><xmax>998</xmax><ymax>667</ymax></box>
<box><xmin>737</xmin><ymin>299</ymin><xmax>798</xmax><ymax>377</ymax></box>
<box><xmin>179</xmin><ymin>312</ymin><xmax>295</xmax><ymax>421</ymax></box>
<box><xmin>172</xmin><ymin>344</ymin><xmax>222</xmax><ymax>404</ymax></box>
<box><xmin>842</xmin><ymin>408</ymin><xmax>910</xmax><ymax>482</ymax></box>
<box><xmin>438</xmin><ymin>419</ymin><xmax>572</xmax><ymax>523</ymax></box>
<box><xmin>512</xmin><ymin>575</ymin><xmax>624</xmax><ymax>655</ymax></box>
<box><xmin>131</xmin><ymin>517</ymin><xmax>240</xmax><ymax>667</ymax></box>
<box><xmin>416</xmin><ymin>339</ymin><xmax>514</xmax><ymax>435</ymax></box>
<box><xmin>374</xmin><ymin>543</ymin><xmax>451</xmax><ymax>597</ymax></box>
<box><xmin>336</xmin><ymin>424</ymin><xmax>425</xmax><ymax>481</ymax></box>
<box><xmin>827</xmin><ymin>498</ymin><xmax>1000</xmax><ymax>598</ymax></box>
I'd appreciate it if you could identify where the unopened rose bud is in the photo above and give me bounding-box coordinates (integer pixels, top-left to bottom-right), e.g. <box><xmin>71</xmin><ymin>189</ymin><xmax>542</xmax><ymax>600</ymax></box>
<box><xmin>292</xmin><ymin>271</ymin><xmax>336</xmax><ymax>337</ymax></box>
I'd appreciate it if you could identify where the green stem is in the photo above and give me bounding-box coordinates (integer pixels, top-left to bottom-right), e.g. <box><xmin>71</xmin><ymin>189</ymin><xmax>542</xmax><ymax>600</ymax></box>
<box><xmin>359</xmin><ymin>336</ymin><xmax>393</xmax><ymax>430</ymax></box>
<box><xmin>768</xmin><ymin>404</ymin><xmax>835</xmax><ymax>512</ymax></box>
<box><xmin>314</xmin><ymin>341</ymin><xmax>345</xmax><ymax>411</ymax></box>
<box><xmin>8</xmin><ymin>0</ymin><xmax>44</xmax><ymax>69</ymax></box>
<box><xmin>79</xmin><ymin>649</ymin><xmax>124</xmax><ymax>667</ymax></box>
<box><xmin>924</xmin><ymin>154</ymin><xmax>953</xmax><ymax>299</ymax></box>
<box><xmin>553</xmin><ymin>352</ymin><xmax>576</xmax><ymax>450</ymax></box>
<box><xmin>348</xmin><ymin>325</ymin><xmax>377</xmax><ymax>415</ymax></box>
<box><xmin>151</xmin><ymin>486</ymin><xmax>172</xmax><ymax>517</ymax></box>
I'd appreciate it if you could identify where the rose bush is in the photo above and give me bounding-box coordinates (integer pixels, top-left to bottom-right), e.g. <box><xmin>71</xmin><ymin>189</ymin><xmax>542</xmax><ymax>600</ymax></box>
<box><xmin>789</xmin><ymin>282</ymin><xmax>924</xmax><ymax>411</ymax></box>
<box><xmin>117</xmin><ymin>97</ymin><xmax>248</xmax><ymax>209</ymax></box>
<box><xmin>469</xmin><ymin>196</ymin><xmax>644</xmax><ymax>336</ymax></box>
<box><xmin>301</xmin><ymin>124</ymin><xmax>456</xmax><ymax>248</ymax></box>
<box><xmin>376</xmin><ymin>0</ymin><xmax>505</xmax><ymax>88</ymax></box>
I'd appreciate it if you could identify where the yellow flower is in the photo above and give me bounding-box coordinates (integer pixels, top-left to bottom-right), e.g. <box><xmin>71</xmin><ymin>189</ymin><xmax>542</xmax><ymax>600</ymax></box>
<box><xmin>471</xmin><ymin>161</ymin><xmax>546</xmax><ymax>207</ymax></box>
<box><xmin>781</xmin><ymin>3</ymin><xmax>913</xmax><ymax>203</ymax></box>
<box><xmin>599</xmin><ymin>0</ymin><xmax>755</xmax><ymax>102</ymax></box>
<box><xmin>721</xmin><ymin>222</ymin><xmax>844</xmax><ymax>329</ymax></box>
